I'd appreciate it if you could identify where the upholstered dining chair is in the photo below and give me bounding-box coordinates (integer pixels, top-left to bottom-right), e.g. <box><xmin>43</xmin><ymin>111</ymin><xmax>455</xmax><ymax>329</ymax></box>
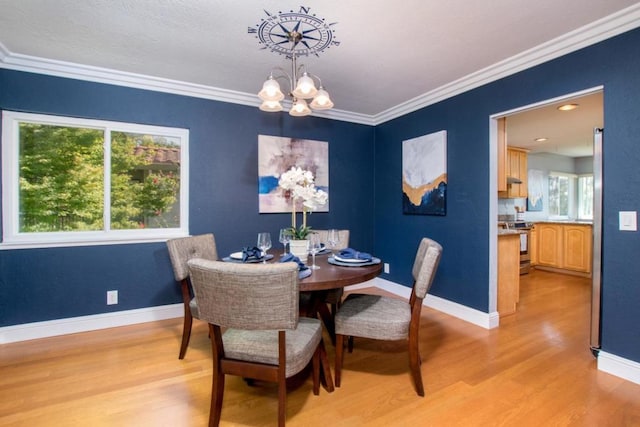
<box><xmin>187</xmin><ymin>258</ymin><xmax>332</xmax><ymax>427</ymax></box>
<box><xmin>166</xmin><ymin>233</ymin><xmax>218</xmax><ymax>359</ymax></box>
<box><xmin>334</xmin><ymin>237</ymin><xmax>442</xmax><ymax>396</ymax></box>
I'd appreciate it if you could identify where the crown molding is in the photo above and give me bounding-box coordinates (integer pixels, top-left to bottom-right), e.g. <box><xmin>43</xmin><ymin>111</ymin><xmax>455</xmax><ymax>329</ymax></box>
<box><xmin>373</xmin><ymin>3</ymin><xmax>640</xmax><ymax>124</ymax></box>
<box><xmin>1</xmin><ymin>4</ymin><xmax>639</xmax><ymax>126</ymax></box>
<box><xmin>0</xmin><ymin>42</ymin><xmax>8</xmax><ymax>62</ymax></box>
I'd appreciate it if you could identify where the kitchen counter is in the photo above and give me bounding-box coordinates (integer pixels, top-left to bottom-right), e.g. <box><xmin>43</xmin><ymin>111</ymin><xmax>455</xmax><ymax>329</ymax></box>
<box><xmin>497</xmin><ymin>232</ymin><xmax>520</xmax><ymax>316</ymax></box>
<box><xmin>498</xmin><ymin>229</ymin><xmax>526</xmax><ymax>236</ymax></box>
<box><xmin>534</xmin><ymin>220</ymin><xmax>593</xmax><ymax>225</ymax></box>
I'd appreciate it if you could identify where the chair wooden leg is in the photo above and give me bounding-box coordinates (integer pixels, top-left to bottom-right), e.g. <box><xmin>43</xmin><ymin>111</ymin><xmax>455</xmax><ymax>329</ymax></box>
<box><xmin>278</xmin><ymin>376</ymin><xmax>286</xmax><ymax>427</ymax></box>
<box><xmin>209</xmin><ymin>325</ymin><xmax>225</xmax><ymax>426</ymax></box>
<box><xmin>335</xmin><ymin>334</ymin><xmax>344</xmax><ymax>387</ymax></box>
<box><xmin>210</xmin><ymin>370</ymin><xmax>225</xmax><ymax>427</ymax></box>
<box><xmin>408</xmin><ymin>338</ymin><xmax>424</xmax><ymax>397</ymax></box>
<box><xmin>347</xmin><ymin>336</ymin><xmax>354</xmax><ymax>353</ymax></box>
<box><xmin>312</xmin><ymin>345</ymin><xmax>321</xmax><ymax>395</ymax></box>
<box><xmin>179</xmin><ymin>311</ymin><xmax>193</xmax><ymax>359</ymax></box>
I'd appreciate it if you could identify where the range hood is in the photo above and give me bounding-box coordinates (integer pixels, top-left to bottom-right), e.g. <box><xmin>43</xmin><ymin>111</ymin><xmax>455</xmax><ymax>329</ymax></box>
<box><xmin>507</xmin><ymin>176</ymin><xmax>523</xmax><ymax>184</ymax></box>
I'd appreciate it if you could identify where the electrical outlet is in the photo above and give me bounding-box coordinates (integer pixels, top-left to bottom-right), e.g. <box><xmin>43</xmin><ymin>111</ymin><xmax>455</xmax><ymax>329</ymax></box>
<box><xmin>384</xmin><ymin>263</ymin><xmax>390</xmax><ymax>274</ymax></box>
<box><xmin>107</xmin><ymin>290</ymin><xmax>118</xmax><ymax>305</ymax></box>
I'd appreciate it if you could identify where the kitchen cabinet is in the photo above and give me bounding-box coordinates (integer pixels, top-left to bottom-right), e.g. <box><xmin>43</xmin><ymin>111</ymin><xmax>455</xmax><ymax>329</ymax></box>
<box><xmin>530</xmin><ymin>227</ymin><xmax>537</xmax><ymax>265</ymax></box>
<box><xmin>563</xmin><ymin>225</ymin><xmax>592</xmax><ymax>273</ymax></box>
<box><xmin>498</xmin><ymin>147</ymin><xmax>528</xmax><ymax>198</ymax></box>
<box><xmin>498</xmin><ymin>233</ymin><xmax>520</xmax><ymax>316</ymax></box>
<box><xmin>537</xmin><ymin>223</ymin><xmax>562</xmax><ymax>267</ymax></box>
<box><xmin>535</xmin><ymin>223</ymin><xmax>592</xmax><ymax>275</ymax></box>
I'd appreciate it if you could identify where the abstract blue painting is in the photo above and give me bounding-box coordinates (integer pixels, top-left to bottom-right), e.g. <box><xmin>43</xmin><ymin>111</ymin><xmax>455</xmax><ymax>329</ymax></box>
<box><xmin>258</xmin><ymin>135</ymin><xmax>329</xmax><ymax>213</ymax></box>
<box><xmin>402</xmin><ymin>131</ymin><xmax>447</xmax><ymax>215</ymax></box>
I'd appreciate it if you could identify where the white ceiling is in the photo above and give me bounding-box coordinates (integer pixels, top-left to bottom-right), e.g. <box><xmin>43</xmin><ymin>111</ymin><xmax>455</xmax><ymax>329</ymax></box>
<box><xmin>0</xmin><ymin>1</ymin><xmax>638</xmax><ymax>129</ymax></box>
<box><xmin>505</xmin><ymin>91</ymin><xmax>603</xmax><ymax>158</ymax></box>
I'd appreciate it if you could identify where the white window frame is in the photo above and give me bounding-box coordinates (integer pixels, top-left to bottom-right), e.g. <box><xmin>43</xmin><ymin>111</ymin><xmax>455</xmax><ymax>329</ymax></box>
<box><xmin>1</xmin><ymin>111</ymin><xmax>189</xmax><ymax>249</ymax></box>
<box><xmin>577</xmin><ymin>174</ymin><xmax>594</xmax><ymax>220</ymax></box>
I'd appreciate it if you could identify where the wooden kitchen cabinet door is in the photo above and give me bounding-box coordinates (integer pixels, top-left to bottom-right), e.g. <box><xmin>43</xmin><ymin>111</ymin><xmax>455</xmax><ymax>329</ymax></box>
<box><xmin>563</xmin><ymin>225</ymin><xmax>592</xmax><ymax>273</ymax></box>
<box><xmin>537</xmin><ymin>224</ymin><xmax>562</xmax><ymax>267</ymax></box>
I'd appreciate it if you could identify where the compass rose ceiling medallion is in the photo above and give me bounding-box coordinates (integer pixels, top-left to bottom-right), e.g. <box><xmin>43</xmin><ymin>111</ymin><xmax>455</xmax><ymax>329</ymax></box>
<box><xmin>249</xmin><ymin>6</ymin><xmax>340</xmax><ymax>116</ymax></box>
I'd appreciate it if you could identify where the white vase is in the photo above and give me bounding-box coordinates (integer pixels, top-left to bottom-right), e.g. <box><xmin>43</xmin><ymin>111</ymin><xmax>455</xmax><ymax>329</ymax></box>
<box><xmin>289</xmin><ymin>239</ymin><xmax>309</xmax><ymax>259</ymax></box>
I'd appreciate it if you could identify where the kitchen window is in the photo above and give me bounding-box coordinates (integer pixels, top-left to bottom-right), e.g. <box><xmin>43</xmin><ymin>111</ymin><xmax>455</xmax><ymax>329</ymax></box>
<box><xmin>1</xmin><ymin>111</ymin><xmax>189</xmax><ymax>249</ymax></box>
<box><xmin>577</xmin><ymin>174</ymin><xmax>594</xmax><ymax>220</ymax></box>
<box><xmin>548</xmin><ymin>172</ymin><xmax>576</xmax><ymax>219</ymax></box>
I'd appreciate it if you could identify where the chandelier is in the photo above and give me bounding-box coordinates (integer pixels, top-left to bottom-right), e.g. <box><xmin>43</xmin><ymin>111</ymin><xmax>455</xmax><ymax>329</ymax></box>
<box><xmin>252</xmin><ymin>7</ymin><xmax>338</xmax><ymax>117</ymax></box>
<box><xmin>258</xmin><ymin>32</ymin><xmax>333</xmax><ymax>116</ymax></box>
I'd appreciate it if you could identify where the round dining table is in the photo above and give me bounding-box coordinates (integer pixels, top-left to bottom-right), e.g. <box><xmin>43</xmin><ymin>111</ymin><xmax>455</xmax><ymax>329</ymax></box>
<box><xmin>298</xmin><ymin>254</ymin><xmax>383</xmax><ymax>292</ymax></box>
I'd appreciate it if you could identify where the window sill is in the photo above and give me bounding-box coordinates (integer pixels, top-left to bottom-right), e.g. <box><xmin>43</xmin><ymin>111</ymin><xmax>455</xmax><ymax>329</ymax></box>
<box><xmin>0</xmin><ymin>232</ymin><xmax>189</xmax><ymax>250</ymax></box>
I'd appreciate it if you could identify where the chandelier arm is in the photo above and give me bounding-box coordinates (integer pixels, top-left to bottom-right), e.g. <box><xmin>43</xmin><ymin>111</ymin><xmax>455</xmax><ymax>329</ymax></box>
<box><xmin>269</xmin><ymin>67</ymin><xmax>293</xmax><ymax>90</ymax></box>
<box><xmin>307</xmin><ymin>74</ymin><xmax>324</xmax><ymax>88</ymax></box>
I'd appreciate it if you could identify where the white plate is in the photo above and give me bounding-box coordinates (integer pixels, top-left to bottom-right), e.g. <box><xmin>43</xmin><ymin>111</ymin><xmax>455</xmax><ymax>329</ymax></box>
<box><xmin>230</xmin><ymin>251</ymin><xmax>266</xmax><ymax>260</ymax></box>
<box><xmin>334</xmin><ymin>254</ymin><xmax>370</xmax><ymax>263</ymax></box>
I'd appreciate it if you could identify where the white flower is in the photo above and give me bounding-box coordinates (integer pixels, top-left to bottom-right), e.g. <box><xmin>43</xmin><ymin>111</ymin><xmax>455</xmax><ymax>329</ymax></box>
<box><xmin>278</xmin><ymin>166</ymin><xmax>326</xmax><ymax>211</ymax></box>
<box><xmin>278</xmin><ymin>166</ymin><xmax>328</xmax><ymax>237</ymax></box>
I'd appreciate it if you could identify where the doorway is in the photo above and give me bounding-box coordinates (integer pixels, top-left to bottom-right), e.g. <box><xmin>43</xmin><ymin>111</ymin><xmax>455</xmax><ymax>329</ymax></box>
<box><xmin>489</xmin><ymin>87</ymin><xmax>603</xmax><ymax>327</ymax></box>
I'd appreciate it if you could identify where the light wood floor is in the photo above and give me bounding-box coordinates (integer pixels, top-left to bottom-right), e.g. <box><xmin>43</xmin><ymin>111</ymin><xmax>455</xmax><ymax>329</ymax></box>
<box><xmin>2</xmin><ymin>269</ymin><xmax>639</xmax><ymax>426</ymax></box>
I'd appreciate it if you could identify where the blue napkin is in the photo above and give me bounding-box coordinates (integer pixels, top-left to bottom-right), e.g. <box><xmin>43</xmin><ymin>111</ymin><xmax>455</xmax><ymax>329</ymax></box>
<box><xmin>280</xmin><ymin>253</ymin><xmax>308</xmax><ymax>270</ymax></box>
<box><xmin>280</xmin><ymin>253</ymin><xmax>311</xmax><ymax>278</ymax></box>
<box><xmin>242</xmin><ymin>246</ymin><xmax>264</xmax><ymax>262</ymax></box>
<box><xmin>338</xmin><ymin>248</ymin><xmax>373</xmax><ymax>261</ymax></box>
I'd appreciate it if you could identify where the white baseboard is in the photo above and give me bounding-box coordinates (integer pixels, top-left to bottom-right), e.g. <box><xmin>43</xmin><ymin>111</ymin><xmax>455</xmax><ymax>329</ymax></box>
<box><xmin>371</xmin><ymin>277</ymin><xmax>500</xmax><ymax>329</ymax></box>
<box><xmin>598</xmin><ymin>351</ymin><xmax>640</xmax><ymax>385</ymax></box>
<box><xmin>0</xmin><ymin>304</ymin><xmax>183</xmax><ymax>344</ymax></box>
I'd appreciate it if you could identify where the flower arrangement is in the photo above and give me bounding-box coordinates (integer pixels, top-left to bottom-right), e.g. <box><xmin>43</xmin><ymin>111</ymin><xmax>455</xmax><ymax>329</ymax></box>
<box><xmin>278</xmin><ymin>166</ymin><xmax>328</xmax><ymax>239</ymax></box>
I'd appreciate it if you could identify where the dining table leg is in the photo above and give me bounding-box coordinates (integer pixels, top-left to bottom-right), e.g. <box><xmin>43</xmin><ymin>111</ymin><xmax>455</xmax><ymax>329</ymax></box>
<box><xmin>318</xmin><ymin>339</ymin><xmax>335</xmax><ymax>392</ymax></box>
<box><xmin>301</xmin><ymin>290</ymin><xmax>336</xmax><ymax>345</ymax></box>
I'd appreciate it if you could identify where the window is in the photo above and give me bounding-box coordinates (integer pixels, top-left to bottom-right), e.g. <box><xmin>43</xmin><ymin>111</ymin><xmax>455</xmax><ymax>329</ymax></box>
<box><xmin>548</xmin><ymin>172</ymin><xmax>576</xmax><ymax>219</ymax></box>
<box><xmin>578</xmin><ymin>174</ymin><xmax>594</xmax><ymax>220</ymax></box>
<box><xmin>2</xmin><ymin>111</ymin><xmax>189</xmax><ymax>248</ymax></box>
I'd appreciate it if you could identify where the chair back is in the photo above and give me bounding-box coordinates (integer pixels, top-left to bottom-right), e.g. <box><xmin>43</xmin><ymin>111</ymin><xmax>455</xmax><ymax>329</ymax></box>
<box><xmin>187</xmin><ymin>259</ymin><xmax>300</xmax><ymax>330</ymax></box>
<box><xmin>166</xmin><ymin>233</ymin><xmax>218</xmax><ymax>281</ymax></box>
<box><xmin>314</xmin><ymin>229</ymin><xmax>350</xmax><ymax>250</ymax></box>
<box><xmin>411</xmin><ymin>238</ymin><xmax>443</xmax><ymax>299</ymax></box>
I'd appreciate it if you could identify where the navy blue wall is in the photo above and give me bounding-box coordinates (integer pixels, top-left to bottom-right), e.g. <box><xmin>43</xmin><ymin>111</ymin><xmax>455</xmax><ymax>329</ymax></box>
<box><xmin>2</xmin><ymin>27</ymin><xmax>639</xmax><ymax>366</ymax></box>
<box><xmin>373</xmin><ymin>28</ymin><xmax>640</xmax><ymax>363</ymax></box>
<box><xmin>0</xmin><ymin>70</ymin><xmax>375</xmax><ymax>325</ymax></box>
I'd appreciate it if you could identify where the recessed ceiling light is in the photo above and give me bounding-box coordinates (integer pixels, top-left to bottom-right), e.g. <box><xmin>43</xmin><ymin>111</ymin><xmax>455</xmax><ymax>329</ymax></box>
<box><xmin>557</xmin><ymin>103</ymin><xmax>579</xmax><ymax>111</ymax></box>
<box><xmin>534</xmin><ymin>137</ymin><xmax>548</xmax><ymax>142</ymax></box>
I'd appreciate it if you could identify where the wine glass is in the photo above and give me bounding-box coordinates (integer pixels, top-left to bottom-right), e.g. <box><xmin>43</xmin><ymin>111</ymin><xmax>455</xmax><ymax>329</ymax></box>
<box><xmin>257</xmin><ymin>232</ymin><xmax>272</xmax><ymax>263</ymax></box>
<box><xmin>279</xmin><ymin>228</ymin><xmax>290</xmax><ymax>255</ymax></box>
<box><xmin>327</xmin><ymin>229</ymin><xmax>339</xmax><ymax>253</ymax></box>
<box><xmin>309</xmin><ymin>232</ymin><xmax>322</xmax><ymax>270</ymax></box>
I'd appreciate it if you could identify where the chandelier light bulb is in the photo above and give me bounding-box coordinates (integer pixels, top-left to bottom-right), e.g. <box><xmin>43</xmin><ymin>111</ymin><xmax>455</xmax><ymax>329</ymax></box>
<box><xmin>292</xmin><ymin>72</ymin><xmax>318</xmax><ymax>99</ymax></box>
<box><xmin>289</xmin><ymin>98</ymin><xmax>311</xmax><ymax>116</ymax></box>
<box><xmin>259</xmin><ymin>100</ymin><xmax>283</xmax><ymax>112</ymax></box>
<box><xmin>310</xmin><ymin>87</ymin><xmax>334</xmax><ymax>110</ymax></box>
<box><xmin>258</xmin><ymin>77</ymin><xmax>284</xmax><ymax>102</ymax></box>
